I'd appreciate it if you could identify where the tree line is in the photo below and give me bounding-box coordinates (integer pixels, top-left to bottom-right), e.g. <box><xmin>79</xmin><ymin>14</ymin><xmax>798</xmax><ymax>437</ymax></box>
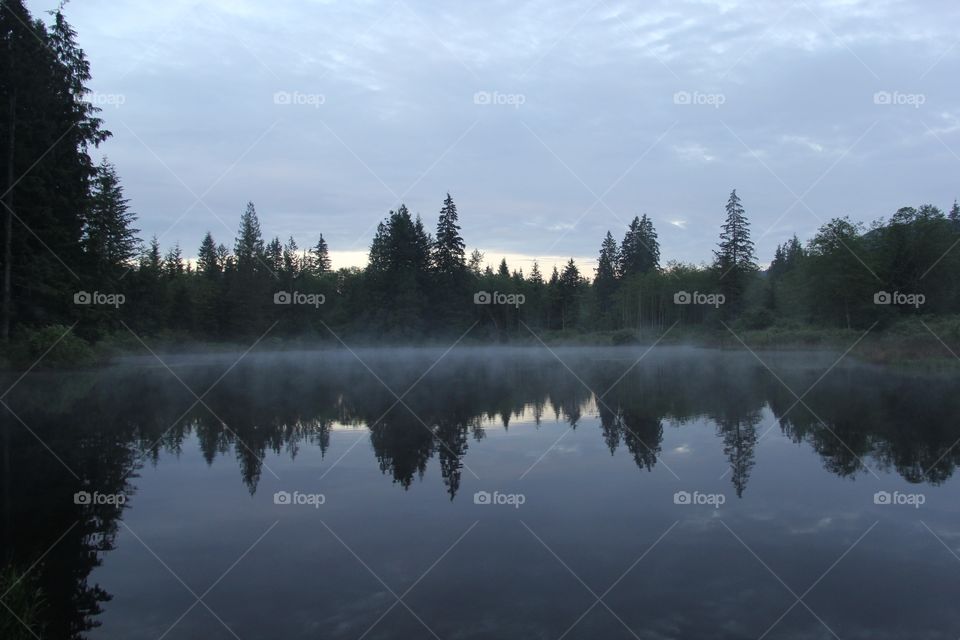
<box><xmin>4</xmin><ymin>1</ymin><xmax>960</xmax><ymax>350</ymax></box>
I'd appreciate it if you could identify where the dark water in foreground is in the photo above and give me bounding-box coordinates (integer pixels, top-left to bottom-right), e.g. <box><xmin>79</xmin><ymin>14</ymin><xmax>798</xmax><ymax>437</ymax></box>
<box><xmin>2</xmin><ymin>346</ymin><xmax>960</xmax><ymax>639</ymax></box>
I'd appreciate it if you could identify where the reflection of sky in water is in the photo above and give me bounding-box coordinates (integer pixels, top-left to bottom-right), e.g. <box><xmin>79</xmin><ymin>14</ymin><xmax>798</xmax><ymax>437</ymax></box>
<box><xmin>4</xmin><ymin>347</ymin><xmax>959</xmax><ymax>639</ymax></box>
<box><xmin>93</xmin><ymin>404</ymin><xmax>960</xmax><ymax>639</ymax></box>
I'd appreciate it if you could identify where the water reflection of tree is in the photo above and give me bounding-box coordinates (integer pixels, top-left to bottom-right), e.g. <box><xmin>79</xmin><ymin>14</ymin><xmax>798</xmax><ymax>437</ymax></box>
<box><xmin>1</xmin><ymin>379</ymin><xmax>135</xmax><ymax>639</ymax></box>
<box><xmin>6</xmin><ymin>351</ymin><xmax>960</xmax><ymax>635</ymax></box>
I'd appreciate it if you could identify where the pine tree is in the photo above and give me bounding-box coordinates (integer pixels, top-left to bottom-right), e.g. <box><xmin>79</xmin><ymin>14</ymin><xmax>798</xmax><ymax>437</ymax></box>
<box><xmin>140</xmin><ymin>236</ymin><xmax>163</xmax><ymax>276</ymax></box>
<box><xmin>594</xmin><ymin>231</ymin><xmax>620</xmax><ymax>325</ymax></box>
<box><xmin>265</xmin><ymin>236</ymin><xmax>283</xmax><ymax>274</ymax></box>
<box><xmin>197</xmin><ymin>232</ymin><xmax>220</xmax><ymax>277</ymax></box>
<box><xmin>365</xmin><ymin>205</ymin><xmax>433</xmax><ymax>333</ymax></box>
<box><xmin>1</xmin><ymin>4</ymin><xmax>109</xmax><ymax>338</ymax></box>
<box><xmin>467</xmin><ymin>250</ymin><xmax>484</xmax><ymax>276</ymax></box>
<box><xmin>714</xmin><ymin>190</ymin><xmax>757</xmax><ymax>309</ymax></box>
<box><xmin>164</xmin><ymin>244</ymin><xmax>184</xmax><ymax>278</ymax></box>
<box><xmin>529</xmin><ymin>261</ymin><xmax>543</xmax><ymax>284</ymax></box>
<box><xmin>310</xmin><ymin>235</ymin><xmax>331</xmax><ymax>275</ymax></box>
<box><xmin>949</xmin><ymin>200</ymin><xmax>959</xmax><ymax>225</ymax></box>
<box><xmin>619</xmin><ymin>215</ymin><xmax>660</xmax><ymax>278</ymax></box>
<box><xmin>83</xmin><ymin>158</ymin><xmax>139</xmax><ymax>280</ymax></box>
<box><xmin>714</xmin><ymin>190</ymin><xmax>757</xmax><ymax>272</ymax></box>
<box><xmin>433</xmin><ymin>193</ymin><xmax>465</xmax><ymax>273</ymax></box>
<box><xmin>557</xmin><ymin>259</ymin><xmax>583</xmax><ymax>330</ymax></box>
<box><xmin>235</xmin><ymin>201</ymin><xmax>264</xmax><ymax>274</ymax></box>
<box><xmin>638</xmin><ymin>215</ymin><xmax>660</xmax><ymax>271</ymax></box>
<box><xmin>283</xmin><ymin>236</ymin><xmax>300</xmax><ymax>278</ymax></box>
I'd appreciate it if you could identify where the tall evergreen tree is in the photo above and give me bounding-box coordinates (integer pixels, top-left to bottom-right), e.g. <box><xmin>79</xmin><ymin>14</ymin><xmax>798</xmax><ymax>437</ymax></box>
<box><xmin>265</xmin><ymin>236</ymin><xmax>283</xmax><ymax>275</ymax></box>
<box><xmin>529</xmin><ymin>261</ymin><xmax>543</xmax><ymax>285</ymax></box>
<box><xmin>310</xmin><ymin>235</ymin><xmax>331</xmax><ymax>275</ymax></box>
<box><xmin>235</xmin><ymin>202</ymin><xmax>265</xmax><ymax>275</ymax></box>
<box><xmin>197</xmin><ymin>232</ymin><xmax>220</xmax><ymax>278</ymax></box>
<box><xmin>594</xmin><ymin>231</ymin><xmax>620</xmax><ymax>326</ymax></box>
<box><xmin>282</xmin><ymin>236</ymin><xmax>300</xmax><ymax>279</ymax></box>
<box><xmin>619</xmin><ymin>215</ymin><xmax>660</xmax><ymax>277</ymax></box>
<box><xmin>467</xmin><ymin>249</ymin><xmax>484</xmax><ymax>276</ymax></box>
<box><xmin>557</xmin><ymin>259</ymin><xmax>583</xmax><ymax>330</ymax></box>
<box><xmin>1</xmin><ymin>4</ymin><xmax>109</xmax><ymax>338</ymax></box>
<box><xmin>83</xmin><ymin>158</ymin><xmax>139</xmax><ymax>280</ymax></box>
<box><xmin>714</xmin><ymin>189</ymin><xmax>757</xmax><ymax>309</ymax></box>
<box><xmin>164</xmin><ymin>244</ymin><xmax>184</xmax><ymax>278</ymax></box>
<box><xmin>366</xmin><ymin>205</ymin><xmax>432</xmax><ymax>333</ymax></box>
<box><xmin>432</xmin><ymin>193</ymin><xmax>465</xmax><ymax>273</ymax></box>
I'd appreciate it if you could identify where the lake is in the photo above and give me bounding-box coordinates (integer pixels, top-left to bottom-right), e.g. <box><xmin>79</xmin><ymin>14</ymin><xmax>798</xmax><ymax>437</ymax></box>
<box><xmin>2</xmin><ymin>346</ymin><xmax>959</xmax><ymax>639</ymax></box>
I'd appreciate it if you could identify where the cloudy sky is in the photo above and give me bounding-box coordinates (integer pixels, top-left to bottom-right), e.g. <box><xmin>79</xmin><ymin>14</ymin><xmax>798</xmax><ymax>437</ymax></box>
<box><xmin>26</xmin><ymin>0</ymin><xmax>960</xmax><ymax>272</ymax></box>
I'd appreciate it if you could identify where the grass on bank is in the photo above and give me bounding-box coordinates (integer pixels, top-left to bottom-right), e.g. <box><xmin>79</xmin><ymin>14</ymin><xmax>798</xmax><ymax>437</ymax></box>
<box><xmin>0</xmin><ymin>564</ymin><xmax>46</xmax><ymax>640</ymax></box>
<box><xmin>2</xmin><ymin>316</ymin><xmax>960</xmax><ymax>370</ymax></box>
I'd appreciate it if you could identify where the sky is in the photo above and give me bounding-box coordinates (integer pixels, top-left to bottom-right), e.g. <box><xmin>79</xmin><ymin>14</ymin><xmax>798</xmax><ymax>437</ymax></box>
<box><xmin>25</xmin><ymin>0</ymin><xmax>960</xmax><ymax>273</ymax></box>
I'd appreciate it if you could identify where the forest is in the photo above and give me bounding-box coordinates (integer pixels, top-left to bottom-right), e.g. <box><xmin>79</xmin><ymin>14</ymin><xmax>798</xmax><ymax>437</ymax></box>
<box><xmin>3</xmin><ymin>1</ymin><xmax>960</xmax><ymax>361</ymax></box>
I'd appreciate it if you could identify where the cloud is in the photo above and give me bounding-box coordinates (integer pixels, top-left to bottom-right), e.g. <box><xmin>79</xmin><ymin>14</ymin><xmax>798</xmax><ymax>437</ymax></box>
<box><xmin>31</xmin><ymin>0</ymin><xmax>959</xmax><ymax>269</ymax></box>
<box><xmin>674</xmin><ymin>143</ymin><xmax>716</xmax><ymax>163</ymax></box>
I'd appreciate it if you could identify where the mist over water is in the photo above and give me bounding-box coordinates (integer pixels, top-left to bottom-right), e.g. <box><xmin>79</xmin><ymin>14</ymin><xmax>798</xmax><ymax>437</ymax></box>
<box><xmin>3</xmin><ymin>346</ymin><xmax>960</xmax><ymax>639</ymax></box>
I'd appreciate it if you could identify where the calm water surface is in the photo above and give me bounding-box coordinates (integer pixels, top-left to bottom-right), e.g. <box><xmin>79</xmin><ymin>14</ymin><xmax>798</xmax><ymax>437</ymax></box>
<box><xmin>2</xmin><ymin>346</ymin><xmax>960</xmax><ymax>639</ymax></box>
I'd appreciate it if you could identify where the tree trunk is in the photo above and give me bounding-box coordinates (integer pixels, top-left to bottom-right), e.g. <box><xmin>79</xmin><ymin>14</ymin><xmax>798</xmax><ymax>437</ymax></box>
<box><xmin>3</xmin><ymin>81</ymin><xmax>14</xmax><ymax>342</ymax></box>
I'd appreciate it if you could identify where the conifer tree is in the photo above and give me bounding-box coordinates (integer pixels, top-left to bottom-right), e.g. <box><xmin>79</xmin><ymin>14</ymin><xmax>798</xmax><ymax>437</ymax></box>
<box><xmin>83</xmin><ymin>158</ymin><xmax>139</xmax><ymax>280</ymax></box>
<box><xmin>197</xmin><ymin>232</ymin><xmax>220</xmax><ymax>277</ymax></box>
<box><xmin>594</xmin><ymin>231</ymin><xmax>620</xmax><ymax>326</ymax></box>
<box><xmin>714</xmin><ymin>190</ymin><xmax>757</xmax><ymax>309</ymax></box>
<box><xmin>310</xmin><ymin>235</ymin><xmax>331</xmax><ymax>275</ymax></box>
<box><xmin>433</xmin><ymin>193</ymin><xmax>465</xmax><ymax>273</ymax></box>
<box><xmin>235</xmin><ymin>202</ymin><xmax>265</xmax><ymax>274</ymax></box>
<box><xmin>619</xmin><ymin>215</ymin><xmax>660</xmax><ymax>277</ymax></box>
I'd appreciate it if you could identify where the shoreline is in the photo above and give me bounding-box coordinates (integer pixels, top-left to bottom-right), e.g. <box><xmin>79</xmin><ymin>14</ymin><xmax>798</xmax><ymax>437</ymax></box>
<box><xmin>4</xmin><ymin>323</ymin><xmax>959</xmax><ymax>371</ymax></box>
